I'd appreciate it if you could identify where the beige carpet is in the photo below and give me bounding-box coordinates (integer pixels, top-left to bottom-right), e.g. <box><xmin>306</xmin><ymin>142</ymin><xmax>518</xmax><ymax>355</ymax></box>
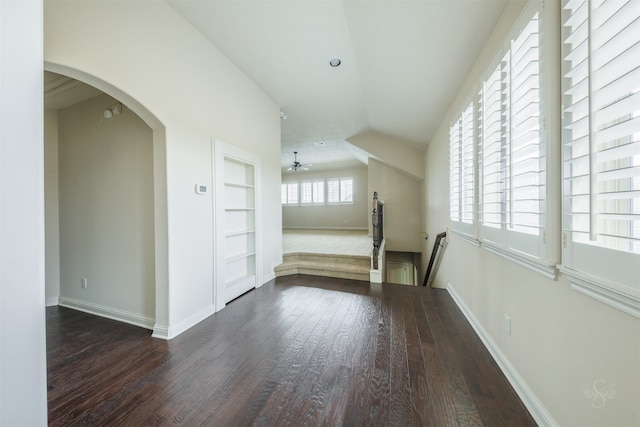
<box><xmin>282</xmin><ymin>229</ymin><xmax>372</xmax><ymax>257</ymax></box>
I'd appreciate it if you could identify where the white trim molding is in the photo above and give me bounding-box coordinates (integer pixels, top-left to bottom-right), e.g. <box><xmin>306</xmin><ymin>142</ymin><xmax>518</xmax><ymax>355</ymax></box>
<box><xmin>450</xmin><ymin>229</ymin><xmax>481</xmax><ymax>247</ymax></box>
<box><xmin>446</xmin><ymin>282</ymin><xmax>557</xmax><ymax>427</ymax></box>
<box><xmin>159</xmin><ymin>304</ymin><xmax>216</xmax><ymax>340</ymax></box>
<box><xmin>559</xmin><ymin>267</ymin><xmax>640</xmax><ymax>319</ymax></box>
<box><xmin>151</xmin><ymin>324</ymin><xmax>170</xmax><ymax>340</ymax></box>
<box><xmin>45</xmin><ymin>297</ymin><xmax>59</xmax><ymax>307</ymax></box>
<box><xmin>59</xmin><ymin>297</ymin><xmax>155</xmax><ymax>330</ymax></box>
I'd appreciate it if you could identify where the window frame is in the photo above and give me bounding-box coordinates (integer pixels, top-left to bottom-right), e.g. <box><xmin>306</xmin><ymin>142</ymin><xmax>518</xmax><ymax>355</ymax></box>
<box><xmin>300</xmin><ymin>180</ymin><xmax>325</xmax><ymax>205</ymax></box>
<box><xmin>449</xmin><ymin>0</ymin><xmax>560</xmax><ymax>279</ymax></box>
<box><xmin>327</xmin><ymin>177</ymin><xmax>354</xmax><ymax>205</ymax></box>
<box><xmin>449</xmin><ymin>97</ymin><xmax>479</xmax><ymax>244</ymax></box>
<box><xmin>281</xmin><ymin>182</ymin><xmax>299</xmax><ymax>205</ymax></box>
<box><xmin>477</xmin><ymin>1</ymin><xmax>557</xmax><ymax>277</ymax></box>
<box><xmin>559</xmin><ymin>0</ymin><xmax>640</xmax><ymax>317</ymax></box>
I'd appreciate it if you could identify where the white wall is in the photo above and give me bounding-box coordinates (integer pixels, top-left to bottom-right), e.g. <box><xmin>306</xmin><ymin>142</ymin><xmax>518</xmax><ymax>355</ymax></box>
<box><xmin>423</xmin><ymin>2</ymin><xmax>640</xmax><ymax>426</ymax></box>
<box><xmin>44</xmin><ymin>0</ymin><xmax>282</xmax><ymax>337</ymax></box>
<box><xmin>45</xmin><ymin>108</ymin><xmax>61</xmax><ymax>306</ymax></box>
<box><xmin>348</xmin><ymin>130</ymin><xmax>424</xmax><ymax>180</ymax></box>
<box><xmin>282</xmin><ymin>165</ymin><xmax>368</xmax><ymax>230</ymax></box>
<box><xmin>369</xmin><ymin>158</ymin><xmax>423</xmax><ymax>253</ymax></box>
<box><xmin>0</xmin><ymin>1</ymin><xmax>48</xmax><ymax>425</ymax></box>
<box><xmin>56</xmin><ymin>94</ymin><xmax>155</xmax><ymax>325</ymax></box>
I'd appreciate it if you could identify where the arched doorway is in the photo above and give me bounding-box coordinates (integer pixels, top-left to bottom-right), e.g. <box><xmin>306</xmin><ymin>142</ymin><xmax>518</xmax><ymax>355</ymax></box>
<box><xmin>44</xmin><ymin>63</ymin><xmax>169</xmax><ymax>336</ymax></box>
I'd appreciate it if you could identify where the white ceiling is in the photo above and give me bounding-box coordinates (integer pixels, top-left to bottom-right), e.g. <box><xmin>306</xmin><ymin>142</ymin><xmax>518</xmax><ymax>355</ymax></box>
<box><xmin>44</xmin><ymin>72</ymin><xmax>102</xmax><ymax>110</ymax></box>
<box><xmin>168</xmin><ymin>0</ymin><xmax>509</xmax><ymax>171</ymax></box>
<box><xmin>44</xmin><ymin>1</ymin><xmax>509</xmax><ymax>171</ymax></box>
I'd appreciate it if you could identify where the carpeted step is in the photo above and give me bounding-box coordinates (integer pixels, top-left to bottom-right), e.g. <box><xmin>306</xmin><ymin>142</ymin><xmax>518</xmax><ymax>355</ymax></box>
<box><xmin>275</xmin><ymin>252</ymin><xmax>371</xmax><ymax>282</ymax></box>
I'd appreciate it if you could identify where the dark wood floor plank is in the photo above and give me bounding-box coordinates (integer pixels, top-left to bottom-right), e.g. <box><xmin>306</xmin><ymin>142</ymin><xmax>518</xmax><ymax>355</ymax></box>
<box><xmin>149</xmin><ymin>286</ymin><xmax>324</xmax><ymax>425</ymax></box>
<box><xmin>421</xmin><ymin>291</ymin><xmax>484</xmax><ymax>426</ymax></box>
<box><xmin>434</xmin><ymin>289</ymin><xmax>535</xmax><ymax>426</ymax></box>
<box><xmin>388</xmin><ymin>290</ymin><xmax>414</xmax><ymax>426</ymax></box>
<box><xmin>401</xmin><ymin>294</ymin><xmax>432</xmax><ymax>426</ymax></box>
<box><xmin>367</xmin><ymin>292</ymin><xmax>392</xmax><ymax>425</ymax></box>
<box><xmin>194</xmin><ymin>287</ymin><xmax>343</xmax><ymax>426</ymax></box>
<box><xmin>46</xmin><ymin>275</ymin><xmax>536</xmax><ymax>426</ymax></box>
<box><xmin>412</xmin><ymin>293</ymin><xmax>462</xmax><ymax>424</ymax></box>
<box><xmin>253</xmin><ymin>288</ymin><xmax>360</xmax><ymax>426</ymax></box>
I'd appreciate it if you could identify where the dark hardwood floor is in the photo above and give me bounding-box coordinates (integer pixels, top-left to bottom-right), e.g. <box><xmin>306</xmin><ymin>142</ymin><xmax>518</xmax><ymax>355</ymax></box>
<box><xmin>47</xmin><ymin>275</ymin><xmax>536</xmax><ymax>426</ymax></box>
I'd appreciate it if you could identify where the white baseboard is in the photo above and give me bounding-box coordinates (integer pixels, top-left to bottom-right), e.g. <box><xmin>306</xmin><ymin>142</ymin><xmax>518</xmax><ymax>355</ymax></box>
<box><xmin>151</xmin><ymin>324</ymin><xmax>170</xmax><ymax>340</ymax></box>
<box><xmin>156</xmin><ymin>304</ymin><xmax>215</xmax><ymax>340</ymax></box>
<box><xmin>46</xmin><ymin>297</ymin><xmax>59</xmax><ymax>307</ymax></box>
<box><xmin>370</xmin><ymin>269</ymin><xmax>382</xmax><ymax>283</ymax></box>
<box><xmin>446</xmin><ymin>283</ymin><xmax>557</xmax><ymax>427</ymax></box>
<box><xmin>58</xmin><ymin>297</ymin><xmax>155</xmax><ymax>330</ymax></box>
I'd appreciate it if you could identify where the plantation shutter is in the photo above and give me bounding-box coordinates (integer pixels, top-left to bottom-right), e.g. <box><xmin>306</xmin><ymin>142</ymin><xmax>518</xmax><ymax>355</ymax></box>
<box><xmin>480</xmin><ymin>64</ymin><xmax>505</xmax><ymax>232</ymax></box>
<box><xmin>461</xmin><ymin>103</ymin><xmax>475</xmax><ymax>224</ymax></box>
<box><xmin>327</xmin><ymin>180</ymin><xmax>340</xmax><ymax>203</ymax></box>
<box><xmin>450</xmin><ymin>119</ymin><xmax>462</xmax><ymax>223</ymax></box>
<box><xmin>340</xmin><ymin>179</ymin><xmax>353</xmax><ymax>203</ymax></box>
<box><xmin>509</xmin><ymin>12</ymin><xmax>543</xmax><ymax>237</ymax></box>
<box><xmin>561</xmin><ymin>0</ymin><xmax>640</xmax><ymax>314</ymax></box>
<box><xmin>312</xmin><ymin>181</ymin><xmax>324</xmax><ymax>203</ymax></box>
<box><xmin>478</xmin><ymin>3</ymin><xmax>545</xmax><ymax>261</ymax></box>
<box><xmin>300</xmin><ymin>182</ymin><xmax>312</xmax><ymax>204</ymax></box>
<box><xmin>450</xmin><ymin>100</ymin><xmax>476</xmax><ymax>237</ymax></box>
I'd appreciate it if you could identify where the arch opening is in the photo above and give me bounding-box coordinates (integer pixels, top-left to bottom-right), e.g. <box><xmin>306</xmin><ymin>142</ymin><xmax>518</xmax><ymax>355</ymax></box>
<box><xmin>44</xmin><ymin>62</ymin><xmax>169</xmax><ymax>337</ymax></box>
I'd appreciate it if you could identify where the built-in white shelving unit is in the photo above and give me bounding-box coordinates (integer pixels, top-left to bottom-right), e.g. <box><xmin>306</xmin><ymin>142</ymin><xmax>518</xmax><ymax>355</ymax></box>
<box><xmin>214</xmin><ymin>140</ymin><xmax>261</xmax><ymax>310</ymax></box>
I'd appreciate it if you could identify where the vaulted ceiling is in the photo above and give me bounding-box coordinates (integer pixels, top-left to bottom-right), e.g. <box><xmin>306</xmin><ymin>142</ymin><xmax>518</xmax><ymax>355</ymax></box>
<box><xmin>168</xmin><ymin>0</ymin><xmax>509</xmax><ymax>170</ymax></box>
<box><xmin>45</xmin><ymin>1</ymin><xmax>510</xmax><ymax>171</ymax></box>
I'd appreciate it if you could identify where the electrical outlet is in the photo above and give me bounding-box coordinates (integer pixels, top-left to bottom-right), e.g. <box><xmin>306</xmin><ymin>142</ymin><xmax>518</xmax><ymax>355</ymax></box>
<box><xmin>504</xmin><ymin>314</ymin><xmax>511</xmax><ymax>336</ymax></box>
<box><xmin>81</xmin><ymin>277</ymin><xmax>88</xmax><ymax>289</ymax></box>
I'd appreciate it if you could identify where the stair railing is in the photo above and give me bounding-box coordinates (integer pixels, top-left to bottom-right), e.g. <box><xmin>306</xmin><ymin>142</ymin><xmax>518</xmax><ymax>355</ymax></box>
<box><xmin>372</xmin><ymin>191</ymin><xmax>384</xmax><ymax>270</ymax></box>
<box><xmin>422</xmin><ymin>231</ymin><xmax>447</xmax><ymax>287</ymax></box>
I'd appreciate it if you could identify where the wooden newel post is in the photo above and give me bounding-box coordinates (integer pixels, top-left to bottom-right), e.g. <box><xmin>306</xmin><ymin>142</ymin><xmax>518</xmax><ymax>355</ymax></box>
<box><xmin>372</xmin><ymin>192</ymin><xmax>380</xmax><ymax>270</ymax></box>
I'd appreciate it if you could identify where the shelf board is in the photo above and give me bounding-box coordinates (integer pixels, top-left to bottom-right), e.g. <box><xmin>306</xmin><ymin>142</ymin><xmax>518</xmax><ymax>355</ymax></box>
<box><xmin>225</xmin><ymin>251</ymin><xmax>256</xmax><ymax>264</ymax></box>
<box><xmin>225</xmin><ymin>229</ymin><xmax>256</xmax><ymax>237</ymax></box>
<box><xmin>224</xmin><ymin>182</ymin><xmax>255</xmax><ymax>189</ymax></box>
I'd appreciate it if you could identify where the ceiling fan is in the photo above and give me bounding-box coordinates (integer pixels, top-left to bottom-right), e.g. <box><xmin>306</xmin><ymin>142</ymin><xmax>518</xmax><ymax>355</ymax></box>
<box><xmin>287</xmin><ymin>151</ymin><xmax>311</xmax><ymax>171</ymax></box>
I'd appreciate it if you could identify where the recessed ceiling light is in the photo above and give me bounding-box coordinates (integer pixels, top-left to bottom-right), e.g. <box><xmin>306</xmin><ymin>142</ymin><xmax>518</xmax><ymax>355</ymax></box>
<box><xmin>314</xmin><ymin>141</ymin><xmax>326</xmax><ymax>147</ymax></box>
<box><xmin>329</xmin><ymin>58</ymin><xmax>342</xmax><ymax>67</ymax></box>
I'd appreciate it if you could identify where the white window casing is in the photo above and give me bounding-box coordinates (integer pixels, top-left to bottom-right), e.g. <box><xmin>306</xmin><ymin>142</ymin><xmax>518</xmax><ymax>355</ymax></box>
<box><xmin>450</xmin><ymin>99</ymin><xmax>478</xmax><ymax>243</ymax></box>
<box><xmin>281</xmin><ymin>182</ymin><xmax>298</xmax><ymax>205</ymax></box>
<box><xmin>560</xmin><ymin>0</ymin><xmax>640</xmax><ymax>317</ymax></box>
<box><xmin>477</xmin><ymin>0</ymin><xmax>558</xmax><ymax>277</ymax></box>
<box><xmin>327</xmin><ymin>178</ymin><xmax>354</xmax><ymax>204</ymax></box>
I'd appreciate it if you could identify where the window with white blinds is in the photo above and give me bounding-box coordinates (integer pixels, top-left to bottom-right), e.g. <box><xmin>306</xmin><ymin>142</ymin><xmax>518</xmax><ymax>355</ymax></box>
<box><xmin>561</xmin><ymin>0</ymin><xmax>640</xmax><ymax>316</ymax></box>
<box><xmin>479</xmin><ymin>64</ymin><xmax>504</xmax><ymax>231</ymax></box>
<box><xmin>300</xmin><ymin>180</ymin><xmax>324</xmax><ymax>204</ymax></box>
<box><xmin>327</xmin><ymin>178</ymin><xmax>354</xmax><ymax>204</ymax></box>
<box><xmin>478</xmin><ymin>3</ymin><xmax>547</xmax><ymax>264</ymax></box>
<box><xmin>450</xmin><ymin>100</ymin><xmax>476</xmax><ymax>238</ymax></box>
<box><xmin>450</xmin><ymin>117</ymin><xmax>462</xmax><ymax>223</ymax></box>
<box><xmin>281</xmin><ymin>182</ymin><xmax>298</xmax><ymax>205</ymax></box>
<box><xmin>340</xmin><ymin>179</ymin><xmax>353</xmax><ymax>203</ymax></box>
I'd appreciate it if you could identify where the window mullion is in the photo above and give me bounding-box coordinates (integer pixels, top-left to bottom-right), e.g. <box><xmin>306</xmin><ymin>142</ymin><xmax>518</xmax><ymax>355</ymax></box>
<box><xmin>587</xmin><ymin>0</ymin><xmax>597</xmax><ymax>241</ymax></box>
<box><xmin>509</xmin><ymin>39</ymin><xmax>515</xmax><ymax>231</ymax></box>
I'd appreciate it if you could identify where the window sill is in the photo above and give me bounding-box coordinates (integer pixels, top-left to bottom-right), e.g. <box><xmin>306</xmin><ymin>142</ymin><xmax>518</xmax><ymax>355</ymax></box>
<box><xmin>482</xmin><ymin>241</ymin><xmax>557</xmax><ymax>280</ymax></box>
<box><xmin>558</xmin><ymin>266</ymin><xmax>640</xmax><ymax>319</ymax></box>
<box><xmin>451</xmin><ymin>230</ymin><xmax>480</xmax><ymax>247</ymax></box>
